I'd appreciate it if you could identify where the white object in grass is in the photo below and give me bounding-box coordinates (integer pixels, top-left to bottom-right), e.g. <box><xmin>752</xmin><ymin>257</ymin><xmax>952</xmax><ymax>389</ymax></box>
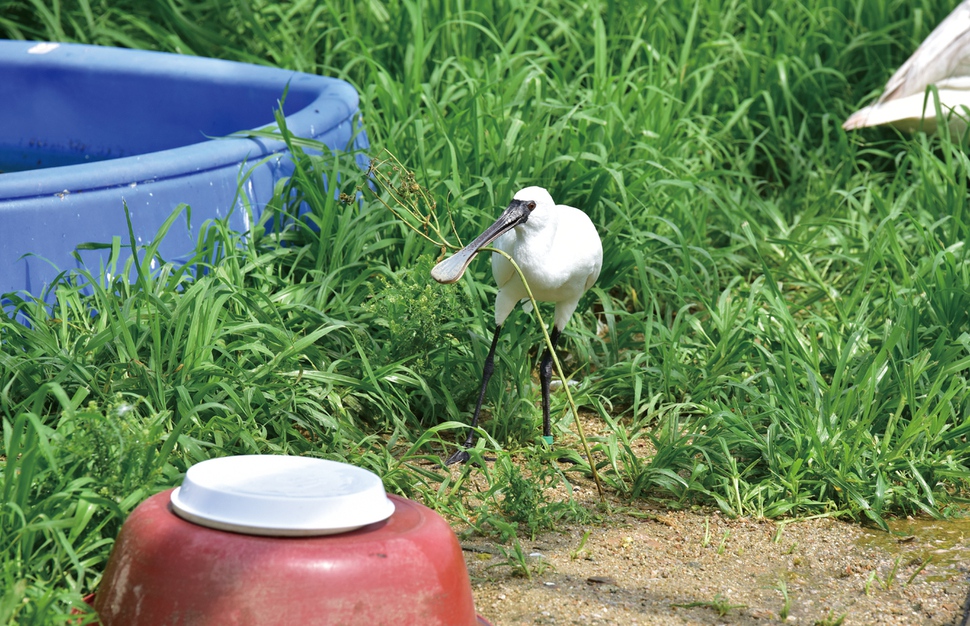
<box><xmin>170</xmin><ymin>455</ymin><xmax>395</xmax><ymax>536</ymax></box>
<box><xmin>844</xmin><ymin>1</ymin><xmax>970</xmax><ymax>134</ymax></box>
<box><xmin>431</xmin><ymin>187</ymin><xmax>603</xmax><ymax>464</ymax></box>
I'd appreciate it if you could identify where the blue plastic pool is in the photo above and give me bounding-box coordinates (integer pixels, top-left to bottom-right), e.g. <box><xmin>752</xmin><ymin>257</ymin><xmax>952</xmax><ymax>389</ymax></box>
<box><xmin>0</xmin><ymin>40</ymin><xmax>367</xmax><ymax>301</ymax></box>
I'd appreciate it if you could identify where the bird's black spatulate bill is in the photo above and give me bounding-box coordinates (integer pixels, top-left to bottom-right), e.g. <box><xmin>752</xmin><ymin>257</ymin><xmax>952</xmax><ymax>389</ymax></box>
<box><xmin>430</xmin><ymin>200</ymin><xmax>531</xmax><ymax>283</ymax></box>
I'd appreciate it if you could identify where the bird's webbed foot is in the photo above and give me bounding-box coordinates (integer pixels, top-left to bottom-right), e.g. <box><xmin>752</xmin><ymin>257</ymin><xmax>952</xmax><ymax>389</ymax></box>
<box><xmin>444</xmin><ymin>448</ymin><xmax>472</xmax><ymax>465</ymax></box>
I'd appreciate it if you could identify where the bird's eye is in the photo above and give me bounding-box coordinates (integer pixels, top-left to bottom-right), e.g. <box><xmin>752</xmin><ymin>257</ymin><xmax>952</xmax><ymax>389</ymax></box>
<box><xmin>527</xmin><ymin>201</ymin><xmax>536</xmax><ymax>210</ymax></box>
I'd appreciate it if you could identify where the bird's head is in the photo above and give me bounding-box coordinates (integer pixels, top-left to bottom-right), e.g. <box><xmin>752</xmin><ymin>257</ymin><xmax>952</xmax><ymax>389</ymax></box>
<box><xmin>430</xmin><ymin>186</ymin><xmax>553</xmax><ymax>284</ymax></box>
<box><xmin>510</xmin><ymin>186</ymin><xmax>555</xmax><ymax>230</ymax></box>
<box><xmin>512</xmin><ymin>186</ymin><xmax>554</xmax><ymax>207</ymax></box>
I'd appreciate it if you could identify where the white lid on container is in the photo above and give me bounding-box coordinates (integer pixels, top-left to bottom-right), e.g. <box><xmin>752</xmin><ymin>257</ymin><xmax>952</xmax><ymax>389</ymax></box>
<box><xmin>169</xmin><ymin>455</ymin><xmax>395</xmax><ymax>536</ymax></box>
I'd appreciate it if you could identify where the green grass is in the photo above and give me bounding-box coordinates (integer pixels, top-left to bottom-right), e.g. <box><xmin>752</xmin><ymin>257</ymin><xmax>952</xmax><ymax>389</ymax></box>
<box><xmin>3</xmin><ymin>0</ymin><xmax>970</xmax><ymax>622</ymax></box>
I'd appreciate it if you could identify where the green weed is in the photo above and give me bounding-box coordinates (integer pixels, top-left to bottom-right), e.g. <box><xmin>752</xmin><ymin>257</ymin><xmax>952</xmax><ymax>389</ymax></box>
<box><xmin>673</xmin><ymin>593</ymin><xmax>747</xmax><ymax>617</ymax></box>
<box><xmin>814</xmin><ymin>611</ymin><xmax>848</xmax><ymax>626</ymax></box>
<box><xmin>489</xmin><ymin>538</ymin><xmax>554</xmax><ymax>580</ymax></box>
<box><xmin>776</xmin><ymin>579</ymin><xmax>792</xmax><ymax>620</ymax></box>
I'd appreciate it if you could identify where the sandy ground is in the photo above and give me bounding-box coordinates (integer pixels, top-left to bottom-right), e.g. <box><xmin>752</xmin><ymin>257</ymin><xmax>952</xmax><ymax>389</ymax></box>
<box><xmin>443</xmin><ymin>444</ymin><xmax>970</xmax><ymax>626</ymax></box>
<box><xmin>458</xmin><ymin>488</ymin><xmax>969</xmax><ymax>625</ymax></box>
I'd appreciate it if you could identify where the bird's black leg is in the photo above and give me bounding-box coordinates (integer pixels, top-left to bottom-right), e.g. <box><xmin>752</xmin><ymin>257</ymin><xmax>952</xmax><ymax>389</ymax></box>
<box><xmin>539</xmin><ymin>325</ymin><xmax>563</xmax><ymax>438</ymax></box>
<box><xmin>445</xmin><ymin>324</ymin><xmax>503</xmax><ymax>465</ymax></box>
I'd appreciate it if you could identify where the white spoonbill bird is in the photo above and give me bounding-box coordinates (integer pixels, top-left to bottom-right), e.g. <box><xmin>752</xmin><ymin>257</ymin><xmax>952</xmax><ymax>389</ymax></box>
<box><xmin>843</xmin><ymin>1</ymin><xmax>970</xmax><ymax>134</ymax></box>
<box><xmin>431</xmin><ymin>186</ymin><xmax>603</xmax><ymax>465</ymax></box>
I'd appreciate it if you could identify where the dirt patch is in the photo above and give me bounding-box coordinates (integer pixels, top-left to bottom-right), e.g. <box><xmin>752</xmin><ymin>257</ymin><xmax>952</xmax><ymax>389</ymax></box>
<box><xmin>451</xmin><ymin>468</ymin><xmax>969</xmax><ymax>625</ymax></box>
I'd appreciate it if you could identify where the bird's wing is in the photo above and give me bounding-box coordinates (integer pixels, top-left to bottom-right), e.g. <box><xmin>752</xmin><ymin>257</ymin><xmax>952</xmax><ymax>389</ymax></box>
<box><xmin>844</xmin><ymin>82</ymin><xmax>970</xmax><ymax>132</ymax></box>
<box><xmin>575</xmin><ymin>209</ymin><xmax>603</xmax><ymax>293</ymax></box>
<box><xmin>582</xmin><ymin>249</ymin><xmax>603</xmax><ymax>297</ymax></box>
<box><xmin>584</xmin><ymin>262</ymin><xmax>602</xmax><ymax>293</ymax></box>
<box><xmin>879</xmin><ymin>1</ymin><xmax>970</xmax><ymax>103</ymax></box>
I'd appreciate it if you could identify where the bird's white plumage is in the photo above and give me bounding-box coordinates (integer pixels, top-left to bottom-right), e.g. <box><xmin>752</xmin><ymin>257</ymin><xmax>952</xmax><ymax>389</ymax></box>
<box><xmin>844</xmin><ymin>1</ymin><xmax>970</xmax><ymax>133</ymax></box>
<box><xmin>429</xmin><ymin>185</ymin><xmax>603</xmax><ymax>462</ymax></box>
<box><xmin>489</xmin><ymin>187</ymin><xmax>602</xmax><ymax>330</ymax></box>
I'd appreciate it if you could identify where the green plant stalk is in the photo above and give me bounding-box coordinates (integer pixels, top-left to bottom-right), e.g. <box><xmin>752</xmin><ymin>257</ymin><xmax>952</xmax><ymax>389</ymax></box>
<box><xmin>365</xmin><ymin>149</ymin><xmax>457</xmax><ymax>250</ymax></box>
<box><xmin>570</xmin><ymin>529</ymin><xmax>592</xmax><ymax>559</ymax></box>
<box><xmin>884</xmin><ymin>554</ymin><xmax>902</xmax><ymax>589</ymax></box>
<box><xmin>776</xmin><ymin>579</ymin><xmax>791</xmax><ymax>620</ymax></box>
<box><xmin>904</xmin><ymin>556</ymin><xmax>933</xmax><ymax>587</ymax></box>
<box><xmin>489</xmin><ymin>247</ymin><xmax>605</xmax><ymax>499</ymax></box>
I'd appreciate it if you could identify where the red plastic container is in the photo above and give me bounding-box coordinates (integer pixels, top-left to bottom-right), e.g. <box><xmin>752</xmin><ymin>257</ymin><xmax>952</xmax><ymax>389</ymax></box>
<box><xmin>94</xmin><ymin>489</ymin><xmax>489</xmax><ymax>625</ymax></box>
